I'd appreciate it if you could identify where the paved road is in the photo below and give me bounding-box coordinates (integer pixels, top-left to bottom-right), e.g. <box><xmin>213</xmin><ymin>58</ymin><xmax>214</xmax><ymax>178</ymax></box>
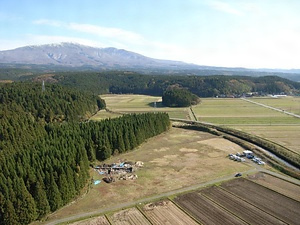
<box><xmin>241</xmin><ymin>98</ymin><xmax>300</xmax><ymax>118</ymax></box>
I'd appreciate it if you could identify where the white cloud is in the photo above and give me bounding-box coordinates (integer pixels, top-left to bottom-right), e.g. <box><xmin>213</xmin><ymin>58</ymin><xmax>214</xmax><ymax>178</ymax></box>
<box><xmin>33</xmin><ymin>19</ymin><xmax>145</xmax><ymax>44</ymax></box>
<box><xmin>208</xmin><ymin>1</ymin><xmax>243</xmax><ymax>16</ymax></box>
<box><xmin>68</xmin><ymin>23</ymin><xmax>144</xmax><ymax>43</ymax></box>
<box><xmin>33</xmin><ymin>19</ymin><xmax>63</xmax><ymax>27</ymax></box>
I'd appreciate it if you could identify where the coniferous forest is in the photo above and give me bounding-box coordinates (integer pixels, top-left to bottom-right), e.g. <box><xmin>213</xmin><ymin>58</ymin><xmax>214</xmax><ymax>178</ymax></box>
<box><xmin>162</xmin><ymin>87</ymin><xmax>200</xmax><ymax>107</ymax></box>
<box><xmin>0</xmin><ymin>82</ymin><xmax>170</xmax><ymax>224</ymax></box>
<box><xmin>53</xmin><ymin>71</ymin><xmax>300</xmax><ymax>97</ymax></box>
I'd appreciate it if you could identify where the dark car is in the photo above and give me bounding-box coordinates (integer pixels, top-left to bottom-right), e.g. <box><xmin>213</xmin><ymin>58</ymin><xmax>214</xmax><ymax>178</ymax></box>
<box><xmin>235</xmin><ymin>173</ymin><xmax>242</xmax><ymax>177</ymax></box>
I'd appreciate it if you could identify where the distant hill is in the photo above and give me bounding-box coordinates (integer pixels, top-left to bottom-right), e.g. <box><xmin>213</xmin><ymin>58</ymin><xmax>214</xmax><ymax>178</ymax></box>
<box><xmin>0</xmin><ymin>43</ymin><xmax>189</xmax><ymax>69</ymax></box>
<box><xmin>0</xmin><ymin>43</ymin><xmax>300</xmax><ymax>81</ymax></box>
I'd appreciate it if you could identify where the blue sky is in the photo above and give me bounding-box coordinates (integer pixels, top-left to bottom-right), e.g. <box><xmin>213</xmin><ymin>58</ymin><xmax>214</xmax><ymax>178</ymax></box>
<box><xmin>1</xmin><ymin>0</ymin><xmax>300</xmax><ymax>69</ymax></box>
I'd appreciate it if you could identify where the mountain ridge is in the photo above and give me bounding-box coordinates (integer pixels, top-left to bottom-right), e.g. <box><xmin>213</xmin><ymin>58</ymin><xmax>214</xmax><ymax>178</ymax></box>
<box><xmin>0</xmin><ymin>43</ymin><xmax>300</xmax><ymax>82</ymax></box>
<box><xmin>0</xmin><ymin>42</ymin><xmax>189</xmax><ymax>68</ymax></box>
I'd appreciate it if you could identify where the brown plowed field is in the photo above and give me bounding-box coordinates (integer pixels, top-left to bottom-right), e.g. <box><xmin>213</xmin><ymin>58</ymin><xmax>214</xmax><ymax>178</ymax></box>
<box><xmin>201</xmin><ymin>186</ymin><xmax>287</xmax><ymax>225</ymax></box>
<box><xmin>109</xmin><ymin>207</ymin><xmax>151</xmax><ymax>225</ymax></box>
<box><xmin>221</xmin><ymin>178</ymin><xmax>300</xmax><ymax>225</ymax></box>
<box><xmin>70</xmin><ymin>215</ymin><xmax>110</xmax><ymax>225</ymax></box>
<box><xmin>247</xmin><ymin>172</ymin><xmax>300</xmax><ymax>201</ymax></box>
<box><xmin>174</xmin><ymin>192</ymin><xmax>246</xmax><ymax>225</ymax></box>
<box><xmin>142</xmin><ymin>200</ymin><xmax>198</xmax><ymax>225</ymax></box>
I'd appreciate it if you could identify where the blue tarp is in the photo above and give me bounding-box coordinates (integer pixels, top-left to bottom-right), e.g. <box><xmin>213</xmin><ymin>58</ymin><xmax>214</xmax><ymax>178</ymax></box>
<box><xmin>98</xmin><ymin>171</ymin><xmax>105</xmax><ymax>175</ymax></box>
<box><xmin>94</xmin><ymin>180</ymin><xmax>101</xmax><ymax>185</ymax></box>
<box><xmin>119</xmin><ymin>162</ymin><xmax>125</xmax><ymax>167</ymax></box>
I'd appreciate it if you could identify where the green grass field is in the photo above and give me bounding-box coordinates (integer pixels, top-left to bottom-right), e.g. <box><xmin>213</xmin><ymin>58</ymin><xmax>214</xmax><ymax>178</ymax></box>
<box><xmin>249</xmin><ymin>97</ymin><xmax>300</xmax><ymax>115</ymax></box>
<box><xmin>92</xmin><ymin>94</ymin><xmax>300</xmax><ymax>153</ymax></box>
<box><xmin>192</xmin><ymin>98</ymin><xmax>300</xmax><ymax>125</ymax></box>
<box><xmin>91</xmin><ymin>94</ymin><xmax>190</xmax><ymax>120</ymax></box>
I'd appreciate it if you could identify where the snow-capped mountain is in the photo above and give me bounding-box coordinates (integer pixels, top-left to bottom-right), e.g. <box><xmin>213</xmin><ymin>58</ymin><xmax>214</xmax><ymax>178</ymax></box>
<box><xmin>0</xmin><ymin>43</ymin><xmax>189</xmax><ymax>69</ymax></box>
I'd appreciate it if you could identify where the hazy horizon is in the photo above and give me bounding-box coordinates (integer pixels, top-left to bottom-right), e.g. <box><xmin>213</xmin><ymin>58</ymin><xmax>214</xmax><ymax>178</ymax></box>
<box><xmin>1</xmin><ymin>0</ymin><xmax>300</xmax><ymax>69</ymax></box>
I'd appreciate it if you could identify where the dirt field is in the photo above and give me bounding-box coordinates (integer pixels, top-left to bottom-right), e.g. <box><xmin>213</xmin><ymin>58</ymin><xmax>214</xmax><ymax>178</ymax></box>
<box><xmin>99</xmin><ymin>94</ymin><xmax>190</xmax><ymax>119</ymax></box>
<box><xmin>247</xmin><ymin>172</ymin><xmax>300</xmax><ymax>201</ymax></box>
<box><xmin>43</xmin><ymin>128</ymin><xmax>251</xmax><ymax>224</ymax></box>
<box><xmin>201</xmin><ymin>186</ymin><xmax>286</xmax><ymax>225</ymax></box>
<box><xmin>174</xmin><ymin>192</ymin><xmax>247</xmax><ymax>225</ymax></box>
<box><xmin>69</xmin><ymin>215</ymin><xmax>110</xmax><ymax>225</ymax></box>
<box><xmin>221</xmin><ymin>178</ymin><xmax>300</xmax><ymax>225</ymax></box>
<box><xmin>142</xmin><ymin>200</ymin><xmax>198</xmax><ymax>225</ymax></box>
<box><xmin>109</xmin><ymin>207</ymin><xmax>151</xmax><ymax>225</ymax></box>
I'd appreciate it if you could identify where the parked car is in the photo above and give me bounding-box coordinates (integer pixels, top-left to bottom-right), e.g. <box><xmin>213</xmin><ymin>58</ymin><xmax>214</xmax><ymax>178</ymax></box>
<box><xmin>235</xmin><ymin>173</ymin><xmax>242</xmax><ymax>177</ymax></box>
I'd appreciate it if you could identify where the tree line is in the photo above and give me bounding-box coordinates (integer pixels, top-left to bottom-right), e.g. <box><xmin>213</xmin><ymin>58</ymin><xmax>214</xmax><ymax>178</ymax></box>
<box><xmin>53</xmin><ymin>71</ymin><xmax>300</xmax><ymax>97</ymax></box>
<box><xmin>0</xmin><ymin>82</ymin><xmax>170</xmax><ymax>224</ymax></box>
<box><xmin>162</xmin><ymin>86</ymin><xmax>200</xmax><ymax>107</ymax></box>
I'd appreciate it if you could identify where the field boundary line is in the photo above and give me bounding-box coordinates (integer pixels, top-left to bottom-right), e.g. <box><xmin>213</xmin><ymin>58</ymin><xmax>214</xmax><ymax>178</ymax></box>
<box><xmin>199</xmin><ymin>192</ymin><xmax>250</xmax><ymax>224</ymax></box>
<box><xmin>244</xmin><ymin>177</ymin><xmax>300</xmax><ymax>203</ymax></box>
<box><xmin>258</xmin><ymin>171</ymin><xmax>300</xmax><ymax>186</ymax></box>
<box><xmin>218</xmin><ymin>181</ymin><xmax>289</xmax><ymax>224</ymax></box>
<box><xmin>168</xmin><ymin>197</ymin><xmax>204</xmax><ymax>225</ymax></box>
<box><xmin>241</xmin><ymin>98</ymin><xmax>300</xmax><ymax>119</ymax></box>
<box><xmin>135</xmin><ymin>205</ymin><xmax>154</xmax><ymax>225</ymax></box>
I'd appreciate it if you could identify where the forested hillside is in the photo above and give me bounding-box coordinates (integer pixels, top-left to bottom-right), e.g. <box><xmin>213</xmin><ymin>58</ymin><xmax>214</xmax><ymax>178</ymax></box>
<box><xmin>162</xmin><ymin>87</ymin><xmax>200</xmax><ymax>107</ymax></box>
<box><xmin>53</xmin><ymin>71</ymin><xmax>300</xmax><ymax>97</ymax></box>
<box><xmin>0</xmin><ymin>82</ymin><xmax>105</xmax><ymax>122</ymax></box>
<box><xmin>0</xmin><ymin>83</ymin><xmax>170</xmax><ymax>224</ymax></box>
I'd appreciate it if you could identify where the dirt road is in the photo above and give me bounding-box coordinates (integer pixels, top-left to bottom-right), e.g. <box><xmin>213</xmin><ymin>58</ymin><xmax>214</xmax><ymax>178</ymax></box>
<box><xmin>45</xmin><ymin>164</ymin><xmax>300</xmax><ymax>225</ymax></box>
<box><xmin>241</xmin><ymin>98</ymin><xmax>300</xmax><ymax>118</ymax></box>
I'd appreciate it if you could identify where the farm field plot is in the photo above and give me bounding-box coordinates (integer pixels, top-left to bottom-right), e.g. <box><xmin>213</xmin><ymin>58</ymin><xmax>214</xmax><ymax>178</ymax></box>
<box><xmin>174</xmin><ymin>192</ymin><xmax>246</xmax><ymax>225</ymax></box>
<box><xmin>109</xmin><ymin>207</ymin><xmax>151</xmax><ymax>225</ymax></box>
<box><xmin>44</xmin><ymin>128</ymin><xmax>251</xmax><ymax>223</ymax></box>
<box><xmin>99</xmin><ymin>94</ymin><xmax>190</xmax><ymax>119</ymax></box>
<box><xmin>192</xmin><ymin>98</ymin><xmax>300</xmax><ymax>125</ymax></box>
<box><xmin>249</xmin><ymin>97</ymin><xmax>300</xmax><ymax>115</ymax></box>
<box><xmin>90</xmin><ymin>109</ymin><xmax>121</xmax><ymax>120</ymax></box>
<box><xmin>142</xmin><ymin>200</ymin><xmax>198</xmax><ymax>225</ymax></box>
<box><xmin>201</xmin><ymin>186</ymin><xmax>286</xmax><ymax>225</ymax></box>
<box><xmin>70</xmin><ymin>215</ymin><xmax>110</xmax><ymax>225</ymax></box>
<box><xmin>221</xmin><ymin>178</ymin><xmax>300</xmax><ymax>225</ymax></box>
<box><xmin>232</xmin><ymin>125</ymin><xmax>300</xmax><ymax>153</ymax></box>
<box><xmin>247</xmin><ymin>172</ymin><xmax>300</xmax><ymax>201</ymax></box>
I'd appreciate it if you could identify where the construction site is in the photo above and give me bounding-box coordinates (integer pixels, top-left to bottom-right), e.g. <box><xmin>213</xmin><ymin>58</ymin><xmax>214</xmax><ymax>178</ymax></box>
<box><xmin>93</xmin><ymin>161</ymin><xmax>144</xmax><ymax>184</ymax></box>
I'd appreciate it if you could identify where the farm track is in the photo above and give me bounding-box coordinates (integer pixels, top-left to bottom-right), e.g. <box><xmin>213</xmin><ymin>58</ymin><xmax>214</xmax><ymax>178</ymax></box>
<box><xmin>70</xmin><ymin>215</ymin><xmax>110</xmax><ymax>225</ymax></box>
<box><xmin>46</xmin><ymin>170</ymin><xmax>255</xmax><ymax>225</ymax></box>
<box><xmin>47</xmin><ymin>167</ymin><xmax>300</xmax><ymax>225</ymax></box>
<box><xmin>241</xmin><ymin>98</ymin><xmax>300</xmax><ymax>118</ymax></box>
<box><xmin>174</xmin><ymin>192</ymin><xmax>247</xmax><ymax>225</ymax></box>
<box><xmin>201</xmin><ymin>186</ymin><xmax>287</xmax><ymax>225</ymax></box>
<box><xmin>221</xmin><ymin>178</ymin><xmax>300</xmax><ymax>225</ymax></box>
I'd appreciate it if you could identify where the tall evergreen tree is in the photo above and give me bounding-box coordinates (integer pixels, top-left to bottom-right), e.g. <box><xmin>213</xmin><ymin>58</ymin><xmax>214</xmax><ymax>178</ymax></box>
<box><xmin>33</xmin><ymin>181</ymin><xmax>50</xmax><ymax>219</ymax></box>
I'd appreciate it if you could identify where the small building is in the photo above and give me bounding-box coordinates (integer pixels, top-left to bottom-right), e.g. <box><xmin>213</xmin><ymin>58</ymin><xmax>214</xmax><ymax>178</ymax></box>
<box><xmin>243</xmin><ymin>150</ymin><xmax>253</xmax><ymax>157</ymax></box>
